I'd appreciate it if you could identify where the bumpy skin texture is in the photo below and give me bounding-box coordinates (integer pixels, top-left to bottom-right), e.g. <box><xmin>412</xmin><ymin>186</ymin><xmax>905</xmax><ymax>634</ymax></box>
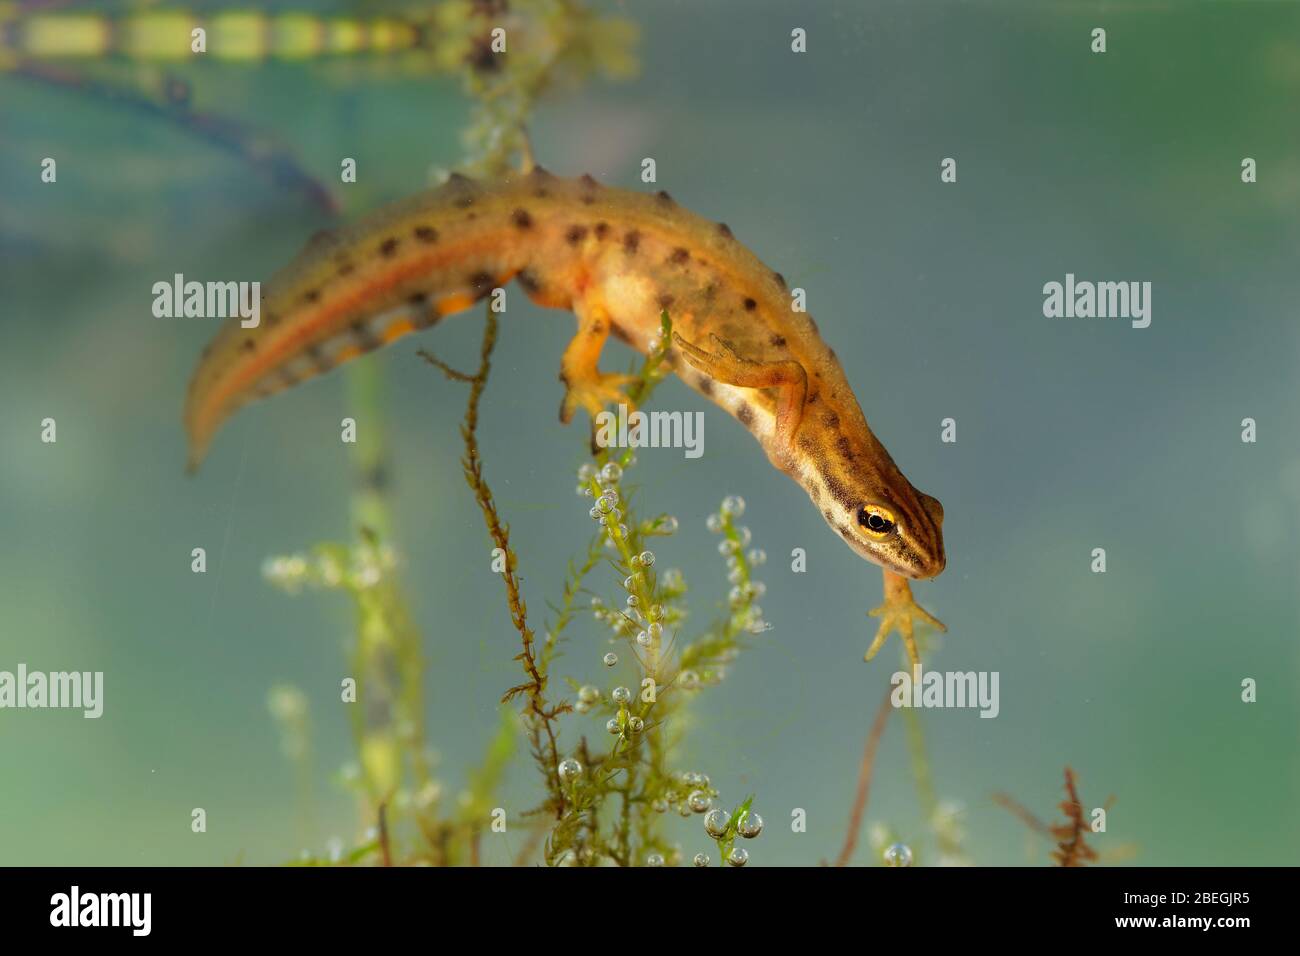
<box><xmin>184</xmin><ymin>169</ymin><xmax>945</xmax><ymax>588</ymax></box>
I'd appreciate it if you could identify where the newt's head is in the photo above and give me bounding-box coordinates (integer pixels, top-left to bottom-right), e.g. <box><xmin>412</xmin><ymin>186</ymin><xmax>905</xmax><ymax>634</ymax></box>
<box><xmin>806</xmin><ymin>449</ymin><xmax>947</xmax><ymax>580</ymax></box>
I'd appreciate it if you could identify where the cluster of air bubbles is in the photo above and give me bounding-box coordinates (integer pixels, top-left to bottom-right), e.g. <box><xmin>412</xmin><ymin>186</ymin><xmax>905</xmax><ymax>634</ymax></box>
<box><xmin>557</xmin><ymin>757</ymin><xmax>583</xmax><ymax>784</ymax></box>
<box><xmin>263</xmin><ymin>544</ymin><xmax>397</xmax><ymax>594</ymax></box>
<box><xmin>574</xmin><ymin>684</ymin><xmax>601</xmax><ymax>714</ymax></box>
<box><xmin>884</xmin><ymin>843</ymin><xmax>914</xmax><ymax>868</ymax></box>
<box><xmin>630</xmin><ymin>550</ymin><xmax>656</xmax><ymax>568</ymax></box>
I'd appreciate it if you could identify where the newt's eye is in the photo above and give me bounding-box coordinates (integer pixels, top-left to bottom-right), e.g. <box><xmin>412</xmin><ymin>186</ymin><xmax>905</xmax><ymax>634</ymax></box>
<box><xmin>857</xmin><ymin>505</ymin><xmax>895</xmax><ymax>536</ymax></box>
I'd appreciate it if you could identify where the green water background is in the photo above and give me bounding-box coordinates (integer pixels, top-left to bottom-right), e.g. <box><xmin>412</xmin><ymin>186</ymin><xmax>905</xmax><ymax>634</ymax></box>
<box><xmin>1</xmin><ymin>0</ymin><xmax>1297</xmax><ymax>865</ymax></box>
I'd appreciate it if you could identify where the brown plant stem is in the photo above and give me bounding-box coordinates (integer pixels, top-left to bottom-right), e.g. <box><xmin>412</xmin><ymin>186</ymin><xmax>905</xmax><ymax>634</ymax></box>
<box><xmin>833</xmin><ymin>684</ymin><xmax>895</xmax><ymax>867</ymax></box>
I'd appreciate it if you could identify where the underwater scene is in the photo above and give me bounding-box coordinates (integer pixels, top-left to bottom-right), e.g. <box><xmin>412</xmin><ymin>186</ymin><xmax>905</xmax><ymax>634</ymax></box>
<box><xmin>1</xmin><ymin>0</ymin><xmax>1297</xmax><ymax>871</ymax></box>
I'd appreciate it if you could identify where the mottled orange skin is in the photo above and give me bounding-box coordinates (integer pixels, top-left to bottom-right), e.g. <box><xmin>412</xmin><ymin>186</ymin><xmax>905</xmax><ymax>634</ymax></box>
<box><xmin>185</xmin><ymin>170</ymin><xmax>947</xmax><ymax>654</ymax></box>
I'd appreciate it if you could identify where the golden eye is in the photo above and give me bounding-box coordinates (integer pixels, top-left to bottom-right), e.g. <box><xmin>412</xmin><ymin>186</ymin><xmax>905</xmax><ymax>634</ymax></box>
<box><xmin>857</xmin><ymin>505</ymin><xmax>896</xmax><ymax>536</ymax></box>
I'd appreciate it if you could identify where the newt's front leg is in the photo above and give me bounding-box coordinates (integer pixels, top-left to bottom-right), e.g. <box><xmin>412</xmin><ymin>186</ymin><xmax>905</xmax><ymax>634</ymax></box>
<box><xmin>865</xmin><ymin>570</ymin><xmax>946</xmax><ymax>673</ymax></box>
<box><xmin>559</xmin><ymin>298</ymin><xmax>638</xmax><ymax>423</ymax></box>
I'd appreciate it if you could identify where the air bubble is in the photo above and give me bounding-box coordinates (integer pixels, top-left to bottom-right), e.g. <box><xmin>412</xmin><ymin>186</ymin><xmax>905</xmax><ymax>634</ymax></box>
<box><xmin>721</xmin><ymin>495</ymin><xmax>746</xmax><ymax>517</ymax></box>
<box><xmin>704</xmin><ymin>808</ymin><xmax>731</xmax><ymax>839</ymax></box>
<box><xmin>738</xmin><ymin>811</ymin><xmax>764</xmax><ymax>839</ymax></box>
<box><xmin>602</xmin><ymin>652</ymin><xmax>618</xmax><ymax>667</ymax></box>
<box><xmin>727</xmin><ymin>847</ymin><xmax>749</xmax><ymax>867</ymax></box>
<box><xmin>884</xmin><ymin>843</ymin><xmax>914</xmax><ymax>868</ymax></box>
<box><xmin>688</xmin><ymin>791</ymin><xmax>712</xmax><ymax>813</ymax></box>
<box><xmin>557</xmin><ymin>758</ymin><xmax>582</xmax><ymax>783</ymax></box>
<box><xmin>611</xmin><ymin>686</ymin><xmax>631</xmax><ymax>705</ymax></box>
<box><xmin>600</xmin><ymin>462</ymin><xmax>623</xmax><ymax>484</ymax></box>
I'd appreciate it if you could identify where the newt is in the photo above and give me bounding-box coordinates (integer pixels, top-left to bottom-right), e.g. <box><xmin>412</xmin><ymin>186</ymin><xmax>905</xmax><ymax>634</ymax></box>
<box><xmin>183</xmin><ymin>169</ymin><xmax>947</xmax><ymax>667</ymax></box>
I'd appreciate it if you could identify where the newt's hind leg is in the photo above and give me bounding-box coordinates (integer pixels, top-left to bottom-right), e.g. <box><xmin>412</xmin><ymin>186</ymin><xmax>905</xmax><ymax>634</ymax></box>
<box><xmin>671</xmin><ymin>332</ymin><xmax>807</xmax><ymax>447</ymax></box>
<box><xmin>559</xmin><ymin>298</ymin><xmax>638</xmax><ymax>424</ymax></box>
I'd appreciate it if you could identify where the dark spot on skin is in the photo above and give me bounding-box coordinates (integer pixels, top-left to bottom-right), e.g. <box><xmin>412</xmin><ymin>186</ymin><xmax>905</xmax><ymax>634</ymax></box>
<box><xmin>379</xmin><ymin>237</ymin><xmax>400</xmax><ymax>257</ymax></box>
<box><xmin>807</xmin><ymin>391</ymin><xmax>819</xmax><ymax>404</ymax></box>
<box><xmin>798</xmin><ymin>434</ymin><xmax>818</xmax><ymax>454</ymax></box>
<box><xmin>657</xmin><ymin>293</ymin><xmax>674</xmax><ymax>309</ymax></box>
<box><xmin>743</xmin><ymin>297</ymin><xmax>757</xmax><ymax>311</ymax></box>
<box><xmin>770</xmin><ymin>334</ymin><xmax>787</xmax><ymax>348</ymax></box>
<box><xmin>823</xmin><ymin>508</ymin><xmax>835</xmax><ymax>523</ymax></box>
<box><xmin>241</xmin><ymin>339</ymin><xmax>255</xmax><ymax>353</ymax></box>
<box><xmin>414</xmin><ymin>225</ymin><xmax>439</xmax><ymax>243</ymax></box>
<box><xmin>517</xmin><ymin>270</ymin><xmax>541</xmax><ymax>294</ymax></box>
<box><xmin>580</xmin><ymin>173</ymin><xmax>599</xmax><ymax>189</ymax></box>
<box><xmin>810</xmin><ymin>484</ymin><xmax>822</xmax><ymax>503</ymax></box>
<box><xmin>669</xmin><ymin>247</ymin><xmax>690</xmax><ymax>265</ymax></box>
<box><xmin>703</xmin><ymin>282</ymin><xmax>718</xmax><ymax>302</ymax></box>
<box><xmin>737</xmin><ymin>403</ymin><xmax>754</xmax><ymax>427</ymax></box>
<box><xmin>265</xmin><ymin>313</ymin><xmax>281</xmax><ymax>327</ymax></box>
<box><xmin>408</xmin><ymin>291</ymin><xmax>429</xmax><ymax>306</ymax></box>
<box><xmin>534</xmin><ymin>188</ymin><xmax>551</xmax><ymax>199</ymax></box>
<box><xmin>623</xmin><ymin>231</ymin><xmax>641</xmax><ymax>254</ymax></box>
<box><xmin>338</xmin><ymin>262</ymin><xmax>355</xmax><ymax>276</ymax></box>
<box><xmin>468</xmin><ymin>271</ymin><xmax>494</xmax><ymax>298</ymax></box>
<box><xmin>836</xmin><ymin>523</ymin><xmax>854</xmax><ymax>539</ymax></box>
<box><xmin>594</xmin><ymin>222</ymin><xmax>610</xmax><ymax>239</ymax></box>
<box><xmin>305</xmin><ymin>344</ymin><xmax>332</xmax><ymax>373</ymax></box>
<box><xmin>823</xmin><ymin>472</ymin><xmax>854</xmax><ymax>509</ymax></box>
<box><xmin>718</xmin><ymin>223</ymin><xmax>733</xmax><ymax>238</ymax></box>
<box><xmin>350</xmin><ymin>320</ymin><xmax>381</xmax><ymax>351</ymax></box>
<box><xmin>773</xmin><ymin>271</ymin><xmax>787</xmax><ymax>288</ymax></box>
<box><xmin>836</xmin><ymin>435</ymin><xmax>855</xmax><ymax>462</ymax></box>
<box><xmin>587</xmin><ymin>319</ymin><xmax>604</xmax><ymax>336</ymax></box>
<box><xmin>566</xmin><ymin>225</ymin><xmax>588</xmax><ymax>245</ymax></box>
<box><xmin>512</xmin><ymin>208</ymin><xmax>533</xmax><ymax>230</ymax></box>
<box><xmin>302</xmin><ymin>289</ymin><xmax>320</xmax><ymax>304</ymax></box>
<box><xmin>698</xmin><ymin>378</ymin><xmax>714</xmax><ymax>397</ymax></box>
<box><xmin>466</xmin><ymin>212</ymin><xmax>479</xmax><ymax>220</ymax></box>
<box><xmin>822</xmin><ymin>411</ymin><xmax>840</xmax><ymax>428</ymax></box>
<box><xmin>581</xmin><ymin>195</ymin><xmax>596</xmax><ymax>205</ymax></box>
<box><xmin>656</xmin><ymin>190</ymin><xmax>674</xmax><ymax>204</ymax></box>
